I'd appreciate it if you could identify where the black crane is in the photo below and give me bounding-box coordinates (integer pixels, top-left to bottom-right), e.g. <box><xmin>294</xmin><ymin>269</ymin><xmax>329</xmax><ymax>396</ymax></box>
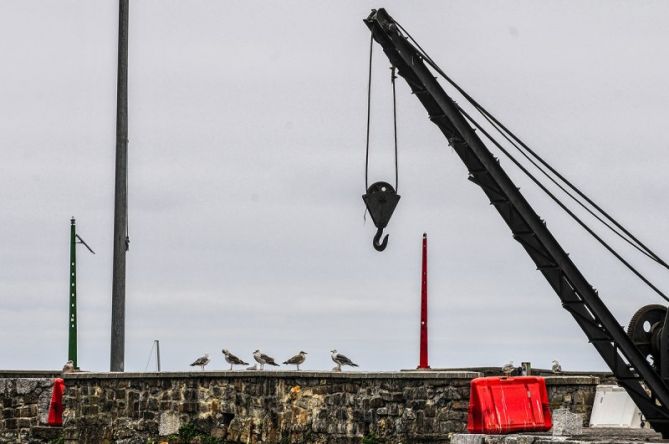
<box><xmin>364</xmin><ymin>8</ymin><xmax>669</xmax><ymax>436</ymax></box>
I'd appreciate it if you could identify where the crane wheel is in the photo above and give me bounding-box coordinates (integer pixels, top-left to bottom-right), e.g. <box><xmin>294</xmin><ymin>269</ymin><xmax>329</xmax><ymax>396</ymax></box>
<box><xmin>627</xmin><ymin>304</ymin><xmax>667</xmax><ymax>368</ymax></box>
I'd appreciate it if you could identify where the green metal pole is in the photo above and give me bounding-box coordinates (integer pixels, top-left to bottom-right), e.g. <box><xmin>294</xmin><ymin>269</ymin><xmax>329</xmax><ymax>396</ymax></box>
<box><xmin>68</xmin><ymin>218</ymin><xmax>77</xmax><ymax>368</ymax></box>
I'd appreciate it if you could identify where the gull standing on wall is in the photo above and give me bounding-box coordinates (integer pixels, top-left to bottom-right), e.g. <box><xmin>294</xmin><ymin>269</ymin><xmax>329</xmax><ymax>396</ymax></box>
<box><xmin>552</xmin><ymin>360</ymin><xmax>562</xmax><ymax>374</ymax></box>
<box><xmin>330</xmin><ymin>350</ymin><xmax>358</xmax><ymax>372</ymax></box>
<box><xmin>222</xmin><ymin>349</ymin><xmax>249</xmax><ymax>370</ymax></box>
<box><xmin>62</xmin><ymin>360</ymin><xmax>75</xmax><ymax>375</ymax></box>
<box><xmin>501</xmin><ymin>361</ymin><xmax>514</xmax><ymax>376</ymax></box>
<box><xmin>253</xmin><ymin>350</ymin><xmax>279</xmax><ymax>370</ymax></box>
<box><xmin>283</xmin><ymin>351</ymin><xmax>307</xmax><ymax>370</ymax></box>
<box><xmin>190</xmin><ymin>354</ymin><xmax>210</xmax><ymax>371</ymax></box>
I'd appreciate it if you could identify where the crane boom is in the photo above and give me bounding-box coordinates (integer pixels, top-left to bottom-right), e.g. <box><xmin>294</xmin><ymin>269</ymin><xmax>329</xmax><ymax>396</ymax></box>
<box><xmin>364</xmin><ymin>8</ymin><xmax>669</xmax><ymax>434</ymax></box>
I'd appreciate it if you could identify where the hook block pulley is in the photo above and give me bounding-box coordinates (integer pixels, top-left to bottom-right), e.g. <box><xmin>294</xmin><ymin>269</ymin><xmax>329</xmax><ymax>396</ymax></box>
<box><xmin>363</xmin><ymin>181</ymin><xmax>400</xmax><ymax>251</ymax></box>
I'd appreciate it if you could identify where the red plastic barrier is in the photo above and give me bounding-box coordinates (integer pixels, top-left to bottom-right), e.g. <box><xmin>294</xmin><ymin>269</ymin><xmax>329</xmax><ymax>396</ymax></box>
<box><xmin>47</xmin><ymin>378</ymin><xmax>65</xmax><ymax>426</ymax></box>
<box><xmin>467</xmin><ymin>376</ymin><xmax>552</xmax><ymax>434</ymax></box>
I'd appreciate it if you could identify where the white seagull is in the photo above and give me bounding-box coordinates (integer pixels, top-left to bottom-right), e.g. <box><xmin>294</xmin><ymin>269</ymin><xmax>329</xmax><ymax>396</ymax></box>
<box><xmin>190</xmin><ymin>353</ymin><xmax>210</xmax><ymax>371</ymax></box>
<box><xmin>222</xmin><ymin>349</ymin><xmax>249</xmax><ymax>370</ymax></box>
<box><xmin>62</xmin><ymin>360</ymin><xmax>75</xmax><ymax>374</ymax></box>
<box><xmin>501</xmin><ymin>361</ymin><xmax>515</xmax><ymax>376</ymax></box>
<box><xmin>552</xmin><ymin>360</ymin><xmax>563</xmax><ymax>374</ymax></box>
<box><xmin>283</xmin><ymin>351</ymin><xmax>308</xmax><ymax>371</ymax></box>
<box><xmin>253</xmin><ymin>350</ymin><xmax>279</xmax><ymax>370</ymax></box>
<box><xmin>330</xmin><ymin>350</ymin><xmax>358</xmax><ymax>372</ymax></box>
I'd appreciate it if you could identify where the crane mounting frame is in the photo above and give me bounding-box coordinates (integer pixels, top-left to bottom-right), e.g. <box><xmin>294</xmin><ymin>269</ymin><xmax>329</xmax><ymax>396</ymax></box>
<box><xmin>364</xmin><ymin>8</ymin><xmax>669</xmax><ymax>435</ymax></box>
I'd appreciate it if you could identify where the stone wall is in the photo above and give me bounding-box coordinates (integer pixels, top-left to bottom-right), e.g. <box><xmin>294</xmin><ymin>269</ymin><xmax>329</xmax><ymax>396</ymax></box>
<box><xmin>63</xmin><ymin>371</ymin><xmax>480</xmax><ymax>444</ymax></box>
<box><xmin>0</xmin><ymin>371</ymin><xmax>601</xmax><ymax>443</ymax></box>
<box><xmin>544</xmin><ymin>376</ymin><xmax>597</xmax><ymax>420</ymax></box>
<box><xmin>59</xmin><ymin>371</ymin><xmax>599</xmax><ymax>444</ymax></box>
<box><xmin>0</xmin><ymin>376</ymin><xmax>56</xmax><ymax>443</ymax></box>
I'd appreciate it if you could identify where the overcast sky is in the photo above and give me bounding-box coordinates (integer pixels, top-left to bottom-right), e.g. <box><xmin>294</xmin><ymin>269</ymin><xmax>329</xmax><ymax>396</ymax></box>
<box><xmin>1</xmin><ymin>1</ymin><xmax>668</xmax><ymax>373</ymax></box>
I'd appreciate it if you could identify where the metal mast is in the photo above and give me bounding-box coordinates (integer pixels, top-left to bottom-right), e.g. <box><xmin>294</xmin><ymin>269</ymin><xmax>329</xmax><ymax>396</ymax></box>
<box><xmin>155</xmin><ymin>340</ymin><xmax>161</xmax><ymax>372</ymax></box>
<box><xmin>111</xmin><ymin>0</ymin><xmax>129</xmax><ymax>372</ymax></box>
<box><xmin>68</xmin><ymin>218</ymin><xmax>94</xmax><ymax>369</ymax></box>
<box><xmin>68</xmin><ymin>218</ymin><xmax>78</xmax><ymax>368</ymax></box>
<box><xmin>418</xmin><ymin>233</ymin><xmax>430</xmax><ymax>369</ymax></box>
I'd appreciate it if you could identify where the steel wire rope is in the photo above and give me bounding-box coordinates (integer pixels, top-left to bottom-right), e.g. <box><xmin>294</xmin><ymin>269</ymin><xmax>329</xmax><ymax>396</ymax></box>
<box><xmin>364</xmin><ymin>33</ymin><xmax>400</xmax><ymax>193</ymax></box>
<box><xmin>477</xmin><ymin>109</ymin><xmax>661</xmax><ymax>264</ymax></box>
<box><xmin>144</xmin><ymin>340</ymin><xmax>156</xmax><ymax>371</ymax></box>
<box><xmin>365</xmin><ymin>33</ymin><xmax>373</xmax><ymax>191</ymax></box>
<box><xmin>394</xmin><ymin>20</ymin><xmax>669</xmax><ymax>270</ymax></box>
<box><xmin>391</xmin><ymin>66</ymin><xmax>399</xmax><ymax>191</ymax></box>
<box><xmin>474</xmin><ymin>99</ymin><xmax>667</xmax><ymax>267</ymax></box>
<box><xmin>458</xmin><ymin>105</ymin><xmax>669</xmax><ymax>303</ymax></box>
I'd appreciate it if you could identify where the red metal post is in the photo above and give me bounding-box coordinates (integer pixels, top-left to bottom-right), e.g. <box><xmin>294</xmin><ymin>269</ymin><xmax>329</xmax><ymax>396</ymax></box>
<box><xmin>419</xmin><ymin>233</ymin><xmax>430</xmax><ymax>369</ymax></box>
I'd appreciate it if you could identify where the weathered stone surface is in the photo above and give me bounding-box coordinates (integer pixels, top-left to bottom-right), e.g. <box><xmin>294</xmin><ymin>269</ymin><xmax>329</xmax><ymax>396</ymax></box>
<box><xmin>545</xmin><ymin>376</ymin><xmax>597</xmax><ymax>422</ymax></box>
<box><xmin>552</xmin><ymin>408</ymin><xmax>583</xmax><ymax>436</ymax></box>
<box><xmin>0</xmin><ymin>371</ymin><xmax>603</xmax><ymax>443</ymax></box>
<box><xmin>453</xmin><ymin>427</ymin><xmax>664</xmax><ymax>444</ymax></box>
<box><xmin>0</xmin><ymin>377</ymin><xmax>58</xmax><ymax>443</ymax></box>
<box><xmin>58</xmin><ymin>371</ymin><xmax>479</xmax><ymax>443</ymax></box>
<box><xmin>158</xmin><ymin>411</ymin><xmax>180</xmax><ymax>436</ymax></box>
<box><xmin>452</xmin><ymin>434</ymin><xmax>486</xmax><ymax>444</ymax></box>
<box><xmin>16</xmin><ymin>379</ymin><xmax>38</xmax><ymax>395</ymax></box>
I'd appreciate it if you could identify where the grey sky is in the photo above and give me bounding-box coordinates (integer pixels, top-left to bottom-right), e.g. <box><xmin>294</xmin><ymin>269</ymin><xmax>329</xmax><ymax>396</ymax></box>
<box><xmin>1</xmin><ymin>1</ymin><xmax>668</xmax><ymax>373</ymax></box>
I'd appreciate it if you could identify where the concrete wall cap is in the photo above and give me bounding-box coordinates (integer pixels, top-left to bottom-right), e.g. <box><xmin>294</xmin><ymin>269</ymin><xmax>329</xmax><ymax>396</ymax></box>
<box><xmin>63</xmin><ymin>370</ymin><xmax>483</xmax><ymax>380</ymax></box>
<box><xmin>544</xmin><ymin>375</ymin><xmax>600</xmax><ymax>385</ymax></box>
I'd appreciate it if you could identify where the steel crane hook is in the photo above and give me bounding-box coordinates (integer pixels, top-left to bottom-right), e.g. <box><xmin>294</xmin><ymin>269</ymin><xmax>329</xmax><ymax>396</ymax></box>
<box><xmin>373</xmin><ymin>227</ymin><xmax>389</xmax><ymax>252</ymax></box>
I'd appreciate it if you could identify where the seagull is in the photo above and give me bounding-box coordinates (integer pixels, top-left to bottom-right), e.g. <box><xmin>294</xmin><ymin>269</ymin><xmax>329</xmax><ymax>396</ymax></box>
<box><xmin>552</xmin><ymin>360</ymin><xmax>563</xmax><ymax>374</ymax></box>
<box><xmin>253</xmin><ymin>350</ymin><xmax>279</xmax><ymax>370</ymax></box>
<box><xmin>283</xmin><ymin>351</ymin><xmax>307</xmax><ymax>370</ymax></box>
<box><xmin>330</xmin><ymin>350</ymin><xmax>358</xmax><ymax>372</ymax></box>
<box><xmin>502</xmin><ymin>361</ymin><xmax>515</xmax><ymax>376</ymax></box>
<box><xmin>62</xmin><ymin>360</ymin><xmax>75</xmax><ymax>374</ymax></box>
<box><xmin>190</xmin><ymin>353</ymin><xmax>210</xmax><ymax>371</ymax></box>
<box><xmin>222</xmin><ymin>349</ymin><xmax>249</xmax><ymax>370</ymax></box>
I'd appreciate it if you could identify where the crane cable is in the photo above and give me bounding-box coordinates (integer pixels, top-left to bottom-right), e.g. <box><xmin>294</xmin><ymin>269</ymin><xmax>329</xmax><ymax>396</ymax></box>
<box><xmin>391</xmin><ymin>65</ymin><xmax>399</xmax><ymax>191</ymax></box>
<box><xmin>364</xmin><ymin>34</ymin><xmax>373</xmax><ymax>191</ymax></box>
<box><xmin>458</xmin><ymin>106</ymin><xmax>669</xmax><ymax>303</ymax></box>
<box><xmin>390</xmin><ymin>20</ymin><xmax>669</xmax><ymax>302</ymax></box>
<box><xmin>395</xmin><ymin>20</ymin><xmax>669</xmax><ymax>271</ymax></box>
<box><xmin>477</xmin><ymin>109</ymin><xmax>664</xmax><ymax>265</ymax></box>
<box><xmin>364</xmin><ymin>33</ymin><xmax>399</xmax><ymax>192</ymax></box>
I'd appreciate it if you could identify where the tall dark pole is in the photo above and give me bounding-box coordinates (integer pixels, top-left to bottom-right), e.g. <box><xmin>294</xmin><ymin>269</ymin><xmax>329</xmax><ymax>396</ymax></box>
<box><xmin>111</xmin><ymin>0</ymin><xmax>129</xmax><ymax>372</ymax></box>
<box><xmin>155</xmin><ymin>340</ymin><xmax>161</xmax><ymax>372</ymax></box>
<box><xmin>69</xmin><ymin>218</ymin><xmax>78</xmax><ymax>368</ymax></box>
